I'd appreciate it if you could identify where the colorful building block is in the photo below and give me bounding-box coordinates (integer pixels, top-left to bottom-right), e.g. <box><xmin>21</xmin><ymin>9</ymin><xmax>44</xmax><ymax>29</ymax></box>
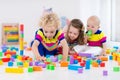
<box><xmin>5</xmin><ymin>67</ymin><xmax>24</xmax><ymax>73</ymax></box>
<box><xmin>60</xmin><ymin>61</ymin><xmax>68</xmax><ymax>67</ymax></box>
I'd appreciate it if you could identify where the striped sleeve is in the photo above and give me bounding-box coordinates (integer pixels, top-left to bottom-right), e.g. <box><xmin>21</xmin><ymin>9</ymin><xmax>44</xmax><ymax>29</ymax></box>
<box><xmin>99</xmin><ymin>32</ymin><xmax>107</xmax><ymax>43</ymax></box>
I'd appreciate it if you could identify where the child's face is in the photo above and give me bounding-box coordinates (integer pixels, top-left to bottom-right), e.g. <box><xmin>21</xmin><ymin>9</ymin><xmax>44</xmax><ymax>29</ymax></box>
<box><xmin>87</xmin><ymin>20</ymin><xmax>99</xmax><ymax>34</ymax></box>
<box><xmin>43</xmin><ymin>26</ymin><xmax>57</xmax><ymax>39</ymax></box>
<box><xmin>68</xmin><ymin>26</ymin><xmax>79</xmax><ymax>41</ymax></box>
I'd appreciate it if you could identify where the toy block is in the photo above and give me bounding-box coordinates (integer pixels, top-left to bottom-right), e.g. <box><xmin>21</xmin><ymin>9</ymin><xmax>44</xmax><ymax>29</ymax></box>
<box><xmin>0</xmin><ymin>52</ymin><xmax>3</xmax><ymax>57</ymax></box>
<box><xmin>79</xmin><ymin>53</ymin><xmax>92</xmax><ymax>58</ymax></box>
<box><xmin>2</xmin><ymin>58</ymin><xmax>10</xmax><ymax>62</ymax></box>
<box><xmin>35</xmin><ymin>61</ymin><xmax>45</xmax><ymax>66</ymax></box>
<box><xmin>4</xmin><ymin>51</ymin><xmax>16</xmax><ymax>56</ymax></box>
<box><xmin>92</xmin><ymin>61</ymin><xmax>99</xmax><ymax>67</ymax></box>
<box><xmin>8</xmin><ymin>61</ymin><xmax>13</xmax><ymax>67</ymax></box>
<box><xmin>0</xmin><ymin>60</ymin><xmax>3</xmax><ymax>65</ymax></box>
<box><xmin>106</xmin><ymin>49</ymin><xmax>111</xmax><ymax>54</ymax></box>
<box><xmin>109</xmin><ymin>55</ymin><xmax>113</xmax><ymax>60</ymax></box>
<box><xmin>6</xmin><ymin>54</ymin><xmax>11</xmax><ymax>58</ymax></box>
<box><xmin>28</xmin><ymin>67</ymin><xmax>33</xmax><ymax>72</ymax></box>
<box><xmin>57</xmin><ymin>54</ymin><xmax>63</xmax><ymax>60</ymax></box>
<box><xmin>68</xmin><ymin>64</ymin><xmax>82</xmax><ymax>71</ymax></box>
<box><xmin>29</xmin><ymin>62</ymin><xmax>33</xmax><ymax>66</ymax></box>
<box><xmin>5</xmin><ymin>67</ymin><xmax>24</xmax><ymax>73</ymax></box>
<box><xmin>69</xmin><ymin>56</ymin><xmax>74</xmax><ymax>64</ymax></box>
<box><xmin>96</xmin><ymin>59</ymin><xmax>102</xmax><ymax>64</ymax></box>
<box><xmin>50</xmin><ymin>56</ymin><xmax>58</xmax><ymax>62</ymax></box>
<box><xmin>113</xmin><ymin>67</ymin><xmax>120</xmax><ymax>72</ymax></box>
<box><xmin>100</xmin><ymin>62</ymin><xmax>105</xmax><ymax>67</ymax></box>
<box><xmin>77</xmin><ymin>56</ymin><xmax>82</xmax><ymax>62</ymax></box>
<box><xmin>51</xmin><ymin>62</ymin><xmax>56</xmax><ymax>67</ymax></box>
<box><xmin>17</xmin><ymin>56</ymin><xmax>22</xmax><ymax>61</ymax></box>
<box><xmin>60</xmin><ymin>61</ymin><xmax>68</xmax><ymax>67</ymax></box>
<box><xmin>39</xmin><ymin>63</ymin><xmax>46</xmax><ymax>68</ymax></box>
<box><xmin>74</xmin><ymin>60</ymin><xmax>78</xmax><ymax>64</ymax></box>
<box><xmin>17</xmin><ymin>62</ymin><xmax>23</xmax><ymax>67</ymax></box>
<box><xmin>47</xmin><ymin>64</ymin><xmax>55</xmax><ymax>70</ymax></box>
<box><xmin>85</xmin><ymin>60</ymin><xmax>90</xmax><ymax>69</ymax></box>
<box><xmin>103</xmin><ymin>70</ymin><xmax>108</xmax><ymax>76</ymax></box>
<box><xmin>23</xmin><ymin>61</ymin><xmax>29</xmax><ymax>68</ymax></box>
<box><xmin>33</xmin><ymin>66</ymin><xmax>42</xmax><ymax>71</ymax></box>
<box><xmin>67</xmin><ymin>56</ymin><xmax>70</xmax><ymax>61</ymax></box>
<box><xmin>78</xmin><ymin>68</ymin><xmax>83</xmax><ymax>73</ymax></box>
<box><xmin>100</xmin><ymin>56</ymin><xmax>108</xmax><ymax>61</ymax></box>
<box><xmin>117</xmin><ymin>57</ymin><xmax>120</xmax><ymax>62</ymax></box>
<box><xmin>73</xmin><ymin>53</ymin><xmax>78</xmax><ymax>59</ymax></box>
<box><xmin>80</xmin><ymin>62</ymin><xmax>85</xmax><ymax>67</ymax></box>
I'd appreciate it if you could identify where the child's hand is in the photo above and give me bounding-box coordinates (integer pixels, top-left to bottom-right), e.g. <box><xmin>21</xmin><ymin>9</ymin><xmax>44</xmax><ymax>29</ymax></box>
<box><xmin>36</xmin><ymin>56</ymin><xmax>46</xmax><ymax>62</ymax></box>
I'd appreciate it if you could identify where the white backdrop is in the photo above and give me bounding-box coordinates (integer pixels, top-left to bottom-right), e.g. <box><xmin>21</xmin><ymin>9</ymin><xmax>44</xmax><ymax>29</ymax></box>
<box><xmin>0</xmin><ymin>0</ymin><xmax>111</xmax><ymax>45</ymax></box>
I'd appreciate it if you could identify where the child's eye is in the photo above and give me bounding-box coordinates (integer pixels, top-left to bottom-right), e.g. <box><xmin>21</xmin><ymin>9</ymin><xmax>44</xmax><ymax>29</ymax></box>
<box><xmin>50</xmin><ymin>31</ymin><xmax>54</xmax><ymax>33</ymax></box>
<box><xmin>45</xmin><ymin>31</ymin><xmax>48</xmax><ymax>33</ymax></box>
<box><xmin>87</xmin><ymin>25</ymin><xmax>89</xmax><ymax>27</ymax></box>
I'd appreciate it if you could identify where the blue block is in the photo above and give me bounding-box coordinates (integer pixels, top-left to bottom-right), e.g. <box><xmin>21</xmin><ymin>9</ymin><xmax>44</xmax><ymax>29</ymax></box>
<box><xmin>20</xmin><ymin>50</ymin><xmax>24</xmax><ymax>56</ymax></box>
<box><xmin>68</xmin><ymin>64</ymin><xmax>82</xmax><ymax>71</ymax></box>
<box><xmin>85</xmin><ymin>60</ymin><xmax>90</xmax><ymax>69</ymax></box>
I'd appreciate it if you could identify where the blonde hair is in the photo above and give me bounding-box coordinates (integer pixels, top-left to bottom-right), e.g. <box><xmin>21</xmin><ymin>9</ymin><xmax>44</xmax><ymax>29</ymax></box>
<box><xmin>39</xmin><ymin>13</ymin><xmax>60</xmax><ymax>28</ymax></box>
<box><xmin>87</xmin><ymin>15</ymin><xmax>100</xmax><ymax>26</ymax></box>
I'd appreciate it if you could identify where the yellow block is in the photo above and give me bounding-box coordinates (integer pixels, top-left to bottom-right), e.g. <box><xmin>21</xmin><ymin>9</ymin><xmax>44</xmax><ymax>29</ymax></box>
<box><xmin>5</xmin><ymin>67</ymin><xmax>24</xmax><ymax>73</ymax></box>
<box><xmin>23</xmin><ymin>61</ymin><xmax>29</xmax><ymax>68</ymax></box>
<box><xmin>0</xmin><ymin>60</ymin><xmax>3</xmax><ymax>65</ymax></box>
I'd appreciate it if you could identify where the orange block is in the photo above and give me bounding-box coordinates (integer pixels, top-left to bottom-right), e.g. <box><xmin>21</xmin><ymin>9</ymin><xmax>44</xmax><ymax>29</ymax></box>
<box><xmin>100</xmin><ymin>56</ymin><xmax>108</xmax><ymax>61</ymax></box>
<box><xmin>60</xmin><ymin>61</ymin><xmax>68</xmax><ymax>67</ymax></box>
<box><xmin>92</xmin><ymin>61</ymin><xmax>99</xmax><ymax>67</ymax></box>
<box><xmin>33</xmin><ymin>66</ymin><xmax>42</xmax><ymax>71</ymax></box>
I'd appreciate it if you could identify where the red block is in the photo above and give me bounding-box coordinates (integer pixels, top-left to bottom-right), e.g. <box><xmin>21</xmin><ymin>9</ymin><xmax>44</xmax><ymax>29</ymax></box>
<box><xmin>100</xmin><ymin>62</ymin><xmax>105</xmax><ymax>67</ymax></box>
<box><xmin>80</xmin><ymin>62</ymin><xmax>85</xmax><ymax>67</ymax></box>
<box><xmin>4</xmin><ymin>51</ymin><xmax>16</xmax><ymax>56</ymax></box>
<box><xmin>20</xmin><ymin>24</ymin><xmax>24</xmax><ymax>31</ymax></box>
<box><xmin>2</xmin><ymin>58</ymin><xmax>10</xmax><ymax>62</ymax></box>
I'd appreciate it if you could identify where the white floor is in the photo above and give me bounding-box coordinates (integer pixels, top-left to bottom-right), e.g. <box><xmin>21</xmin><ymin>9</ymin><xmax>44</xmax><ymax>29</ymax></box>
<box><xmin>0</xmin><ymin>60</ymin><xmax>120</xmax><ymax>80</ymax></box>
<box><xmin>0</xmin><ymin>41</ymin><xmax>120</xmax><ymax>80</ymax></box>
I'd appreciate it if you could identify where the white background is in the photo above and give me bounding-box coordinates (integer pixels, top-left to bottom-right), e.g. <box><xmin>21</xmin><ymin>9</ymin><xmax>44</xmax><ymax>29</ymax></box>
<box><xmin>0</xmin><ymin>0</ymin><xmax>113</xmax><ymax>45</ymax></box>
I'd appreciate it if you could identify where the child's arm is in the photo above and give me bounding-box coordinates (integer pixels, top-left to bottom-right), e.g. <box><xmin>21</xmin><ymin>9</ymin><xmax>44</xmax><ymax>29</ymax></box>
<box><xmin>102</xmin><ymin>42</ymin><xmax>107</xmax><ymax>55</ymax></box>
<box><xmin>84</xmin><ymin>34</ymin><xmax>88</xmax><ymax>44</ymax></box>
<box><xmin>32</xmin><ymin>40</ymin><xmax>46</xmax><ymax>61</ymax></box>
<box><xmin>60</xmin><ymin>39</ymin><xmax>69</xmax><ymax>61</ymax></box>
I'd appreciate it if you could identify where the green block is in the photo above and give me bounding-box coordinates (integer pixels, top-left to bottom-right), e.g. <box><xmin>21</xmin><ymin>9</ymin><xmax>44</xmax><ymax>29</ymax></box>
<box><xmin>47</xmin><ymin>64</ymin><xmax>55</xmax><ymax>70</ymax></box>
<box><xmin>20</xmin><ymin>34</ymin><xmax>24</xmax><ymax>38</ymax></box>
<box><xmin>87</xmin><ymin>30</ymin><xmax>92</xmax><ymax>36</ymax></box>
<box><xmin>0</xmin><ymin>52</ymin><xmax>3</xmax><ymax>57</ymax></box>
<box><xmin>67</xmin><ymin>56</ymin><xmax>70</xmax><ymax>61</ymax></box>
<box><xmin>90</xmin><ymin>59</ymin><xmax>93</xmax><ymax>64</ymax></box>
<box><xmin>28</xmin><ymin>67</ymin><xmax>33</xmax><ymax>72</ymax></box>
<box><xmin>58</xmin><ymin>54</ymin><xmax>63</xmax><ymax>60</ymax></box>
<box><xmin>113</xmin><ymin>67</ymin><xmax>120</xmax><ymax>72</ymax></box>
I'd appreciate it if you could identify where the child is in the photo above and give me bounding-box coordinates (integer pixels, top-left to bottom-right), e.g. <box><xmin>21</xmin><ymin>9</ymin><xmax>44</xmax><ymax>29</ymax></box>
<box><xmin>64</xmin><ymin>19</ymin><xmax>85</xmax><ymax>55</ymax></box>
<box><xmin>74</xmin><ymin>15</ymin><xmax>107</xmax><ymax>56</ymax></box>
<box><xmin>31</xmin><ymin>13</ymin><xmax>68</xmax><ymax>61</ymax></box>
